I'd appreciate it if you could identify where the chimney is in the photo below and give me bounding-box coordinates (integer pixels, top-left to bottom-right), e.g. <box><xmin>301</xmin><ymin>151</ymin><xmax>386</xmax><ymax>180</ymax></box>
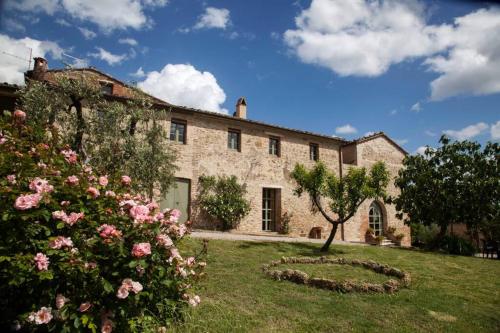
<box><xmin>234</xmin><ymin>97</ymin><xmax>247</xmax><ymax>119</ymax></box>
<box><xmin>32</xmin><ymin>57</ymin><xmax>48</xmax><ymax>81</ymax></box>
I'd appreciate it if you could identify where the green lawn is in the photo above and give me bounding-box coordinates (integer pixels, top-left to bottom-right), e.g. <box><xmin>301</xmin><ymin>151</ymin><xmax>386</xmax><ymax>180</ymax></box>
<box><xmin>175</xmin><ymin>239</ymin><xmax>500</xmax><ymax>333</ymax></box>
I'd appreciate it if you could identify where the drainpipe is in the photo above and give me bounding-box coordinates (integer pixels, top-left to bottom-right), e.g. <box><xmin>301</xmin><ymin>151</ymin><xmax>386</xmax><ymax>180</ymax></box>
<box><xmin>339</xmin><ymin>145</ymin><xmax>345</xmax><ymax>241</ymax></box>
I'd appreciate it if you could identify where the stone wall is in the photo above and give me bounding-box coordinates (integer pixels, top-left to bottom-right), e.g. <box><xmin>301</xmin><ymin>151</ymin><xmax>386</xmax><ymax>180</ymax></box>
<box><xmin>167</xmin><ymin>110</ymin><xmax>343</xmax><ymax>239</ymax></box>
<box><xmin>342</xmin><ymin>137</ymin><xmax>411</xmax><ymax>246</ymax></box>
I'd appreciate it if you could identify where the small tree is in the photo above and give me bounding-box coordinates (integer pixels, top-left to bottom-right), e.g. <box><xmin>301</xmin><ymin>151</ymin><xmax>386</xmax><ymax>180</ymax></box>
<box><xmin>392</xmin><ymin>136</ymin><xmax>499</xmax><ymax>243</ymax></box>
<box><xmin>291</xmin><ymin>161</ymin><xmax>389</xmax><ymax>252</ymax></box>
<box><xmin>198</xmin><ymin>175</ymin><xmax>251</xmax><ymax>231</ymax></box>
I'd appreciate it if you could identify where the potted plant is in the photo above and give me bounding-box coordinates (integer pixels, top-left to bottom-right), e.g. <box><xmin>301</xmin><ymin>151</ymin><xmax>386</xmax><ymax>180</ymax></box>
<box><xmin>395</xmin><ymin>233</ymin><xmax>405</xmax><ymax>246</ymax></box>
<box><xmin>365</xmin><ymin>227</ymin><xmax>375</xmax><ymax>243</ymax></box>
<box><xmin>375</xmin><ymin>235</ymin><xmax>385</xmax><ymax>246</ymax></box>
<box><xmin>386</xmin><ymin>226</ymin><xmax>396</xmax><ymax>235</ymax></box>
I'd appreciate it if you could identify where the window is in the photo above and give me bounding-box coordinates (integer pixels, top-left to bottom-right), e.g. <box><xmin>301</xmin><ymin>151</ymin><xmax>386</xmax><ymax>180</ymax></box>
<box><xmin>369</xmin><ymin>202</ymin><xmax>383</xmax><ymax>236</ymax></box>
<box><xmin>310</xmin><ymin>143</ymin><xmax>319</xmax><ymax>161</ymax></box>
<box><xmin>99</xmin><ymin>81</ymin><xmax>113</xmax><ymax>95</ymax></box>
<box><xmin>228</xmin><ymin>129</ymin><xmax>241</xmax><ymax>151</ymax></box>
<box><xmin>269</xmin><ymin>137</ymin><xmax>280</xmax><ymax>156</ymax></box>
<box><xmin>170</xmin><ymin>120</ymin><xmax>186</xmax><ymax>144</ymax></box>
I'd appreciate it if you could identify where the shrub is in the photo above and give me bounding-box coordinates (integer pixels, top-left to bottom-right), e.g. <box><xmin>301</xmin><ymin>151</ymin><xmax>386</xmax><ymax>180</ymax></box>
<box><xmin>386</xmin><ymin>226</ymin><xmax>396</xmax><ymax>235</ymax></box>
<box><xmin>198</xmin><ymin>175</ymin><xmax>251</xmax><ymax>231</ymax></box>
<box><xmin>439</xmin><ymin>235</ymin><xmax>477</xmax><ymax>256</ymax></box>
<box><xmin>0</xmin><ymin>112</ymin><xmax>205</xmax><ymax>332</ymax></box>
<box><xmin>280</xmin><ymin>212</ymin><xmax>292</xmax><ymax>235</ymax></box>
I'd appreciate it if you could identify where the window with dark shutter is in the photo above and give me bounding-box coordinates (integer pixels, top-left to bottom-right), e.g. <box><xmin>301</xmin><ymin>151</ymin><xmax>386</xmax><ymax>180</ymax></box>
<box><xmin>170</xmin><ymin>120</ymin><xmax>187</xmax><ymax>144</ymax></box>
<box><xmin>228</xmin><ymin>129</ymin><xmax>241</xmax><ymax>151</ymax></box>
<box><xmin>269</xmin><ymin>137</ymin><xmax>280</xmax><ymax>156</ymax></box>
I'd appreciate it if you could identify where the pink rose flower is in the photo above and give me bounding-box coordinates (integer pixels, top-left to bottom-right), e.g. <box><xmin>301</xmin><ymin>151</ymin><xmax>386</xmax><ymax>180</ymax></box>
<box><xmin>37</xmin><ymin>162</ymin><xmax>47</xmax><ymax>169</ymax></box>
<box><xmin>116</xmin><ymin>285</ymin><xmax>129</xmax><ymax>299</ymax></box>
<box><xmin>66</xmin><ymin>175</ymin><xmax>79</xmax><ymax>186</ymax></box>
<box><xmin>101</xmin><ymin>318</ymin><xmax>113</xmax><ymax>333</ymax></box>
<box><xmin>154</xmin><ymin>212</ymin><xmax>165</xmax><ymax>222</ymax></box>
<box><xmin>87</xmin><ymin>187</ymin><xmax>100</xmax><ymax>198</ymax></box>
<box><xmin>186</xmin><ymin>257</ymin><xmax>196</xmax><ymax>267</ymax></box>
<box><xmin>121</xmin><ymin>175</ymin><xmax>131</xmax><ymax>186</ymax></box>
<box><xmin>14</xmin><ymin>193</ymin><xmax>41</xmax><ymax>210</ymax></box>
<box><xmin>6</xmin><ymin>174</ymin><xmax>16</xmax><ymax>184</ymax></box>
<box><xmin>119</xmin><ymin>199</ymin><xmax>136</xmax><ymax>208</ymax></box>
<box><xmin>168</xmin><ymin>247</ymin><xmax>182</xmax><ymax>263</ymax></box>
<box><xmin>129</xmin><ymin>205</ymin><xmax>150</xmax><ymax>223</ymax></box>
<box><xmin>49</xmin><ymin>236</ymin><xmax>73</xmax><ymax>249</ymax></box>
<box><xmin>117</xmin><ymin>279</ymin><xmax>143</xmax><ymax>299</ymax></box>
<box><xmin>131</xmin><ymin>243</ymin><xmax>151</xmax><ymax>258</ymax></box>
<box><xmin>28</xmin><ymin>307</ymin><xmax>52</xmax><ymax>325</ymax></box>
<box><xmin>34</xmin><ymin>253</ymin><xmax>49</xmax><ymax>271</ymax></box>
<box><xmin>29</xmin><ymin>177</ymin><xmax>54</xmax><ymax>194</ymax></box>
<box><xmin>13</xmin><ymin>110</ymin><xmax>26</xmax><ymax>123</ymax></box>
<box><xmin>97</xmin><ymin>224</ymin><xmax>122</xmax><ymax>239</ymax></box>
<box><xmin>64</xmin><ymin>212</ymin><xmax>84</xmax><ymax>226</ymax></box>
<box><xmin>169</xmin><ymin>209</ymin><xmax>181</xmax><ymax>223</ymax></box>
<box><xmin>52</xmin><ymin>210</ymin><xmax>67</xmax><ymax>221</ymax></box>
<box><xmin>105</xmin><ymin>190</ymin><xmax>116</xmax><ymax>197</ymax></box>
<box><xmin>147</xmin><ymin>201</ymin><xmax>159</xmax><ymax>211</ymax></box>
<box><xmin>55</xmin><ymin>294</ymin><xmax>68</xmax><ymax>309</ymax></box>
<box><xmin>156</xmin><ymin>234</ymin><xmax>173</xmax><ymax>248</ymax></box>
<box><xmin>61</xmin><ymin>200</ymin><xmax>70</xmax><ymax>207</ymax></box>
<box><xmin>98</xmin><ymin>175</ymin><xmax>108</xmax><ymax>187</ymax></box>
<box><xmin>61</xmin><ymin>149</ymin><xmax>77</xmax><ymax>164</ymax></box>
<box><xmin>78</xmin><ymin>302</ymin><xmax>92</xmax><ymax>312</ymax></box>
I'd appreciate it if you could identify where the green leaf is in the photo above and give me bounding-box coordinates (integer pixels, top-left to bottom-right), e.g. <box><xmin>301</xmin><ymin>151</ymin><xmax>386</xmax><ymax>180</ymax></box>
<box><xmin>56</xmin><ymin>222</ymin><xmax>65</xmax><ymax>229</ymax></box>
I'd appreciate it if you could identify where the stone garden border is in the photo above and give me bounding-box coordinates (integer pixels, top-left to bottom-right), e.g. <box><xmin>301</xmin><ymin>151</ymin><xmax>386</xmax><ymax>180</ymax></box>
<box><xmin>261</xmin><ymin>257</ymin><xmax>411</xmax><ymax>294</ymax></box>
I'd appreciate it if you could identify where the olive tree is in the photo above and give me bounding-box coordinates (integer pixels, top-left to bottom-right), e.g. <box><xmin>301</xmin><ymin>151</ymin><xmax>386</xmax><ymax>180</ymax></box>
<box><xmin>291</xmin><ymin>161</ymin><xmax>389</xmax><ymax>252</ymax></box>
<box><xmin>19</xmin><ymin>74</ymin><xmax>177</xmax><ymax>198</ymax></box>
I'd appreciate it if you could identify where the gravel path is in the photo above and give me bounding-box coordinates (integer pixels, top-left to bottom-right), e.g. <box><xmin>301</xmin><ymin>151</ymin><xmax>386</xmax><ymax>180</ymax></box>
<box><xmin>191</xmin><ymin>230</ymin><xmax>367</xmax><ymax>246</ymax></box>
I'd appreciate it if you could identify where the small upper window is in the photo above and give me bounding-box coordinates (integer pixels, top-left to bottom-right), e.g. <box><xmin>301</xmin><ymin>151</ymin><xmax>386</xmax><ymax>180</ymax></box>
<box><xmin>269</xmin><ymin>137</ymin><xmax>280</xmax><ymax>156</ymax></box>
<box><xmin>170</xmin><ymin>120</ymin><xmax>186</xmax><ymax>144</ymax></box>
<box><xmin>99</xmin><ymin>81</ymin><xmax>113</xmax><ymax>95</ymax></box>
<box><xmin>310</xmin><ymin>143</ymin><xmax>319</xmax><ymax>161</ymax></box>
<box><xmin>228</xmin><ymin>129</ymin><xmax>241</xmax><ymax>151</ymax></box>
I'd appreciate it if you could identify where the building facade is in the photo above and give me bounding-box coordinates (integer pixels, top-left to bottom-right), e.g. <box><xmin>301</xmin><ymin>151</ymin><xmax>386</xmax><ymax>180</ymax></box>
<box><xmin>12</xmin><ymin>58</ymin><xmax>411</xmax><ymax>246</ymax></box>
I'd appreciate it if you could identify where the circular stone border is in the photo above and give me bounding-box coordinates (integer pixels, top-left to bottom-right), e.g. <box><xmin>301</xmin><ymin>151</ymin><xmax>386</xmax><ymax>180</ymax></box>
<box><xmin>261</xmin><ymin>256</ymin><xmax>411</xmax><ymax>294</ymax></box>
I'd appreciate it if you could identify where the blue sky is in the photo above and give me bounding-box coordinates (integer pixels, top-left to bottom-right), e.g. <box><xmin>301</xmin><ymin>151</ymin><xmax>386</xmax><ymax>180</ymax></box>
<box><xmin>0</xmin><ymin>0</ymin><xmax>499</xmax><ymax>154</ymax></box>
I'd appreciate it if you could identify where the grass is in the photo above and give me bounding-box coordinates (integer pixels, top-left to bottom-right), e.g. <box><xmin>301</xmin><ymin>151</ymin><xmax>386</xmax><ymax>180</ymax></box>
<box><xmin>174</xmin><ymin>239</ymin><xmax>500</xmax><ymax>333</ymax></box>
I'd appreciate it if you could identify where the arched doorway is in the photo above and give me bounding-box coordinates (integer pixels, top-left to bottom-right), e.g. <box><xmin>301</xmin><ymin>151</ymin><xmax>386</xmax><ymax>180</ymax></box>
<box><xmin>369</xmin><ymin>202</ymin><xmax>384</xmax><ymax>236</ymax></box>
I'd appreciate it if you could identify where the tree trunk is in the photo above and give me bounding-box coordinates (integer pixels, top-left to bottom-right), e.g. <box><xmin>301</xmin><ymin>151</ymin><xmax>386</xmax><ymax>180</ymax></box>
<box><xmin>72</xmin><ymin>99</ymin><xmax>85</xmax><ymax>156</ymax></box>
<box><xmin>320</xmin><ymin>222</ymin><xmax>339</xmax><ymax>252</ymax></box>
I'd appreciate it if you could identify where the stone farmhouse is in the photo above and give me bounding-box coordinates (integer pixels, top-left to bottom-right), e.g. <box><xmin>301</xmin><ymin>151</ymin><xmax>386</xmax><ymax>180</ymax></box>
<box><xmin>3</xmin><ymin>58</ymin><xmax>411</xmax><ymax>246</ymax></box>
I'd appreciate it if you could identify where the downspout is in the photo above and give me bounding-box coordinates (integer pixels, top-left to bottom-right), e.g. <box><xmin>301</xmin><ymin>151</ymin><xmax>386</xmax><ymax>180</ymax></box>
<box><xmin>339</xmin><ymin>144</ymin><xmax>345</xmax><ymax>241</ymax></box>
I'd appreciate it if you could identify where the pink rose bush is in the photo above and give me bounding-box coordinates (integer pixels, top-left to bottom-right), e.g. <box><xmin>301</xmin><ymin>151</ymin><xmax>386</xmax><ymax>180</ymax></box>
<box><xmin>0</xmin><ymin>113</ymin><xmax>205</xmax><ymax>332</ymax></box>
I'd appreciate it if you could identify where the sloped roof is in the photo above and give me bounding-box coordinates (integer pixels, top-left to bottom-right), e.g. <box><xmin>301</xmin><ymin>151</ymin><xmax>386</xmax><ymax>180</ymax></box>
<box><xmin>343</xmin><ymin>131</ymin><xmax>408</xmax><ymax>155</ymax></box>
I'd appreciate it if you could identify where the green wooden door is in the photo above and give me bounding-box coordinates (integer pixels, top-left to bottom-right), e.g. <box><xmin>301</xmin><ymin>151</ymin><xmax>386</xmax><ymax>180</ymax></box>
<box><xmin>160</xmin><ymin>179</ymin><xmax>190</xmax><ymax>223</ymax></box>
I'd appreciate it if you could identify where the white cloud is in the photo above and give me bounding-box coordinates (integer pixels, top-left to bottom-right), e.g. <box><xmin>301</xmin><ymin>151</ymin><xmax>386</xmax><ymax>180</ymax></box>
<box><xmin>411</xmin><ymin>102</ymin><xmax>422</xmax><ymax>112</ymax></box>
<box><xmin>389</xmin><ymin>109</ymin><xmax>397</xmax><ymax>116</ymax></box>
<box><xmin>443</xmin><ymin>122</ymin><xmax>489</xmax><ymax>141</ymax></box>
<box><xmin>364</xmin><ymin>131</ymin><xmax>375</xmax><ymax>137</ymax></box>
<box><xmin>89</xmin><ymin>47</ymin><xmax>127</xmax><ymax>66</ymax></box>
<box><xmin>118</xmin><ymin>38</ymin><xmax>138</xmax><ymax>46</ymax></box>
<box><xmin>0</xmin><ymin>33</ymin><xmax>64</xmax><ymax>85</ymax></box>
<box><xmin>284</xmin><ymin>0</ymin><xmax>446</xmax><ymax>77</ymax></box>
<box><xmin>284</xmin><ymin>1</ymin><xmax>500</xmax><ymax>100</ymax></box>
<box><xmin>4</xmin><ymin>18</ymin><xmax>27</xmax><ymax>32</ymax></box>
<box><xmin>491</xmin><ymin>121</ymin><xmax>500</xmax><ymax>140</ymax></box>
<box><xmin>335</xmin><ymin>124</ymin><xmax>357</xmax><ymax>135</ymax></box>
<box><xmin>194</xmin><ymin>7</ymin><xmax>230</xmax><ymax>30</ymax></box>
<box><xmin>130</xmin><ymin>67</ymin><xmax>146</xmax><ymax>78</ymax></box>
<box><xmin>7</xmin><ymin>0</ymin><xmax>60</xmax><ymax>15</ymax></box>
<box><xmin>78</xmin><ymin>27</ymin><xmax>97</xmax><ymax>40</ymax></box>
<box><xmin>395</xmin><ymin>139</ymin><xmax>408</xmax><ymax>145</ymax></box>
<box><xmin>425</xmin><ymin>8</ymin><xmax>500</xmax><ymax>101</ymax></box>
<box><xmin>138</xmin><ymin>64</ymin><xmax>227</xmax><ymax>113</ymax></box>
<box><xmin>55</xmin><ymin>18</ymin><xmax>71</xmax><ymax>26</ymax></box>
<box><xmin>415</xmin><ymin>146</ymin><xmax>430</xmax><ymax>155</ymax></box>
<box><xmin>8</xmin><ymin>0</ymin><xmax>168</xmax><ymax>31</ymax></box>
<box><xmin>425</xmin><ymin>130</ymin><xmax>436</xmax><ymax>137</ymax></box>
